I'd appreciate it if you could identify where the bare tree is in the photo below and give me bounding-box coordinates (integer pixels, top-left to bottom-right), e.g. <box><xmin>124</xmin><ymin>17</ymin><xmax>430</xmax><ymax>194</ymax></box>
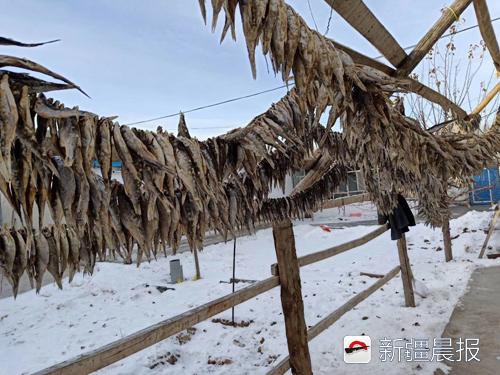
<box><xmin>404</xmin><ymin>17</ymin><xmax>499</xmax><ymax>131</ymax></box>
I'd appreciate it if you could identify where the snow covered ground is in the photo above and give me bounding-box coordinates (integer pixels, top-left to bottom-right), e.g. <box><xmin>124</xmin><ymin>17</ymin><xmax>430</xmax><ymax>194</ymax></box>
<box><xmin>0</xmin><ymin>210</ymin><xmax>498</xmax><ymax>375</ymax></box>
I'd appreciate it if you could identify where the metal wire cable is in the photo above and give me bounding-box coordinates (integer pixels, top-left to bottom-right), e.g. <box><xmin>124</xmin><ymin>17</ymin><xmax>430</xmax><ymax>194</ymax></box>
<box><xmin>373</xmin><ymin>16</ymin><xmax>500</xmax><ymax>60</ymax></box>
<box><xmin>124</xmin><ymin>83</ymin><xmax>292</xmax><ymax>126</ymax></box>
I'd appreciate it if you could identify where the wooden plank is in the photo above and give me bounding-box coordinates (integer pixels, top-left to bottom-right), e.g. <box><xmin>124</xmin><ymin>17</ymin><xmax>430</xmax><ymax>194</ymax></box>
<box><xmin>473</xmin><ymin>0</ymin><xmax>500</xmax><ymax>72</ymax></box>
<box><xmin>397</xmin><ymin>234</ymin><xmax>416</xmax><ymax>307</ymax></box>
<box><xmin>271</xmin><ymin>224</ymin><xmax>389</xmax><ymax>276</ymax></box>
<box><xmin>272</xmin><ymin>219</ymin><xmax>313</xmax><ymax>375</ymax></box>
<box><xmin>34</xmin><ymin>276</ymin><xmax>280</xmax><ymax>375</ymax></box>
<box><xmin>324</xmin><ymin>0</ymin><xmax>407</xmax><ymax>67</ymax></box>
<box><xmin>396</xmin><ymin>0</ymin><xmax>473</xmax><ymax>76</ymax></box>
<box><xmin>442</xmin><ymin>218</ymin><xmax>453</xmax><ymax>262</ymax></box>
<box><xmin>321</xmin><ymin>193</ymin><xmax>370</xmax><ymax>209</ymax></box>
<box><xmin>478</xmin><ymin>204</ymin><xmax>500</xmax><ymax>258</ymax></box>
<box><xmin>267</xmin><ymin>265</ymin><xmax>401</xmax><ymax>375</ymax></box>
<box><xmin>330</xmin><ymin>40</ymin><xmax>467</xmax><ymax>119</ymax></box>
<box><xmin>360</xmin><ymin>271</ymin><xmax>385</xmax><ymax>278</ymax></box>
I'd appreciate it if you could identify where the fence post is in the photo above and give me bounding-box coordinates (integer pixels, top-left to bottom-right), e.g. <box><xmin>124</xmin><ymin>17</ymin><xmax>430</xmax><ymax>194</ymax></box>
<box><xmin>442</xmin><ymin>218</ymin><xmax>453</xmax><ymax>262</ymax></box>
<box><xmin>397</xmin><ymin>233</ymin><xmax>416</xmax><ymax>307</ymax></box>
<box><xmin>272</xmin><ymin>219</ymin><xmax>313</xmax><ymax>375</ymax></box>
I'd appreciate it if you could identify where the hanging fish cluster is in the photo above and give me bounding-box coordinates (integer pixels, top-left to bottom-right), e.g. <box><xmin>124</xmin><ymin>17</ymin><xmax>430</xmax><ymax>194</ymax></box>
<box><xmin>1</xmin><ymin>74</ymin><xmax>342</xmax><ymax>296</ymax></box>
<box><xmin>202</xmin><ymin>0</ymin><xmax>500</xmax><ymax>226</ymax></box>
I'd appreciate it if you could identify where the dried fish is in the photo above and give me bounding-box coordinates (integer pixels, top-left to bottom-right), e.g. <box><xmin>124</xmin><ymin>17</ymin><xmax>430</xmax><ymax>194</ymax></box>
<box><xmin>0</xmin><ymin>74</ymin><xmax>18</xmax><ymax>181</ymax></box>
<box><xmin>33</xmin><ymin>231</ymin><xmax>49</xmax><ymax>292</ymax></box>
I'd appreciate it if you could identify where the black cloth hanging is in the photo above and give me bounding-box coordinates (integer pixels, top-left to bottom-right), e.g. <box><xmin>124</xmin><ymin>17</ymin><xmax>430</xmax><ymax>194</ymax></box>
<box><xmin>377</xmin><ymin>194</ymin><xmax>416</xmax><ymax>240</ymax></box>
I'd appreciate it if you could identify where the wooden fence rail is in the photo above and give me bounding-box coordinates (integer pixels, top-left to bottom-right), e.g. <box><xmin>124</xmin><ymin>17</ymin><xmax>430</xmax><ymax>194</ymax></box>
<box><xmin>36</xmin><ymin>222</ymin><xmax>405</xmax><ymax>375</ymax></box>
<box><xmin>321</xmin><ymin>193</ymin><xmax>371</xmax><ymax>209</ymax></box>
<box><xmin>34</xmin><ymin>276</ymin><xmax>280</xmax><ymax>375</ymax></box>
<box><xmin>267</xmin><ymin>265</ymin><xmax>401</xmax><ymax>375</ymax></box>
<box><xmin>271</xmin><ymin>224</ymin><xmax>389</xmax><ymax>275</ymax></box>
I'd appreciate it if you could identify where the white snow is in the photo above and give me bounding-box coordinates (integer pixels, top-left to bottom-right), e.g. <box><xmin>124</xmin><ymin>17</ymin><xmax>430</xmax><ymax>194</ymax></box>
<box><xmin>0</xmin><ymin>210</ymin><xmax>498</xmax><ymax>375</ymax></box>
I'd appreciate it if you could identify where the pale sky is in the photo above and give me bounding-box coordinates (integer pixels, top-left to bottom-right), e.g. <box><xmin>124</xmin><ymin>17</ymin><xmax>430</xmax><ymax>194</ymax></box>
<box><xmin>1</xmin><ymin>0</ymin><xmax>499</xmax><ymax>138</ymax></box>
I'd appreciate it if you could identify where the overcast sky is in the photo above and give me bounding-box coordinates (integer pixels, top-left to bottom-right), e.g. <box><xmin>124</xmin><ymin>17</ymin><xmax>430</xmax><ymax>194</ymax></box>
<box><xmin>1</xmin><ymin>0</ymin><xmax>499</xmax><ymax>138</ymax></box>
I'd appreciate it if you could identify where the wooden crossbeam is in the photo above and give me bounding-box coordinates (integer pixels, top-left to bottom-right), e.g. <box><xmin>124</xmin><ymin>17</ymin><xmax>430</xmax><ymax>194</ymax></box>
<box><xmin>331</xmin><ymin>40</ymin><xmax>468</xmax><ymax>119</ymax></box>
<box><xmin>271</xmin><ymin>224</ymin><xmax>389</xmax><ymax>276</ymax></box>
<box><xmin>473</xmin><ymin>0</ymin><xmax>500</xmax><ymax>72</ymax></box>
<box><xmin>324</xmin><ymin>0</ymin><xmax>407</xmax><ymax>67</ymax></box>
<box><xmin>322</xmin><ymin>193</ymin><xmax>371</xmax><ymax>209</ymax></box>
<box><xmin>396</xmin><ymin>0</ymin><xmax>473</xmax><ymax>76</ymax></box>
<box><xmin>331</xmin><ymin>40</ymin><xmax>394</xmax><ymax>74</ymax></box>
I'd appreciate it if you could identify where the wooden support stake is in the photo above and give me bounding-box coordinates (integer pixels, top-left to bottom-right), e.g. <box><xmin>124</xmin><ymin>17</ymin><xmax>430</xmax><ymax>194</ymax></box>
<box><xmin>479</xmin><ymin>204</ymin><xmax>500</xmax><ymax>258</ymax></box>
<box><xmin>396</xmin><ymin>234</ymin><xmax>416</xmax><ymax>307</ymax></box>
<box><xmin>442</xmin><ymin>218</ymin><xmax>453</xmax><ymax>262</ymax></box>
<box><xmin>272</xmin><ymin>219</ymin><xmax>313</xmax><ymax>375</ymax></box>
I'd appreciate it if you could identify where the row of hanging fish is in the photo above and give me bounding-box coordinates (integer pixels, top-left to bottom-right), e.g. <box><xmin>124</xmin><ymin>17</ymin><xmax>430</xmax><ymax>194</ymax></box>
<box><xmin>1</xmin><ymin>73</ymin><xmax>339</xmax><ymax>296</ymax></box>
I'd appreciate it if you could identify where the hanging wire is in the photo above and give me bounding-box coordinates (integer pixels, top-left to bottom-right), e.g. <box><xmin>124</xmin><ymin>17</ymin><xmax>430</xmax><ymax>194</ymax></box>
<box><xmin>123</xmin><ymin>83</ymin><xmax>292</xmax><ymax>126</ymax></box>
<box><xmin>324</xmin><ymin>7</ymin><xmax>334</xmax><ymax>36</ymax></box>
<box><xmin>307</xmin><ymin>0</ymin><xmax>319</xmax><ymax>32</ymax></box>
<box><xmin>372</xmin><ymin>16</ymin><xmax>500</xmax><ymax>60</ymax></box>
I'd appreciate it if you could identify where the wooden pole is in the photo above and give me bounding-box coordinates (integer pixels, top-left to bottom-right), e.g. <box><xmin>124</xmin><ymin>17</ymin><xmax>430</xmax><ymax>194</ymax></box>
<box><xmin>473</xmin><ymin>0</ymin><xmax>500</xmax><ymax>73</ymax></box>
<box><xmin>470</xmin><ymin>81</ymin><xmax>500</xmax><ymax>115</ymax></box>
<box><xmin>479</xmin><ymin>203</ymin><xmax>500</xmax><ymax>258</ymax></box>
<box><xmin>396</xmin><ymin>0</ymin><xmax>473</xmax><ymax>76</ymax></box>
<box><xmin>272</xmin><ymin>219</ymin><xmax>313</xmax><ymax>375</ymax></box>
<box><xmin>193</xmin><ymin>246</ymin><xmax>201</xmax><ymax>280</ymax></box>
<box><xmin>324</xmin><ymin>0</ymin><xmax>407</xmax><ymax>67</ymax></box>
<box><xmin>442</xmin><ymin>218</ymin><xmax>453</xmax><ymax>262</ymax></box>
<box><xmin>396</xmin><ymin>234</ymin><xmax>416</xmax><ymax>307</ymax></box>
<box><xmin>231</xmin><ymin>238</ymin><xmax>236</xmax><ymax>325</ymax></box>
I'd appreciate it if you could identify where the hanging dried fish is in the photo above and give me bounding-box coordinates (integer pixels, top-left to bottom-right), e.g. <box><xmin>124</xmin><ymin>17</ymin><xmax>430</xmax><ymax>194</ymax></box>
<box><xmin>0</xmin><ymin>74</ymin><xmax>18</xmax><ymax>181</ymax></box>
<box><xmin>33</xmin><ymin>231</ymin><xmax>49</xmax><ymax>292</ymax></box>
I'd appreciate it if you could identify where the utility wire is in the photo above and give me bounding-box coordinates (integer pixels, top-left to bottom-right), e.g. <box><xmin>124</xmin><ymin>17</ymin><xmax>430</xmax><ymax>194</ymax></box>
<box><xmin>124</xmin><ymin>16</ymin><xmax>499</xmax><ymax>127</ymax></box>
<box><xmin>124</xmin><ymin>83</ymin><xmax>292</xmax><ymax>126</ymax></box>
<box><xmin>307</xmin><ymin>0</ymin><xmax>319</xmax><ymax>32</ymax></box>
<box><xmin>373</xmin><ymin>16</ymin><xmax>500</xmax><ymax>60</ymax></box>
<box><xmin>324</xmin><ymin>7</ymin><xmax>334</xmax><ymax>36</ymax></box>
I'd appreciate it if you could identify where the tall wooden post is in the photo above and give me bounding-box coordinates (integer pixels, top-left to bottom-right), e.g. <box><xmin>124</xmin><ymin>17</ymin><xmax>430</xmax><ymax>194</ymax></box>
<box><xmin>272</xmin><ymin>219</ymin><xmax>313</xmax><ymax>375</ymax></box>
<box><xmin>397</xmin><ymin>233</ymin><xmax>416</xmax><ymax>307</ymax></box>
<box><xmin>442</xmin><ymin>218</ymin><xmax>453</xmax><ymax>262</ymax></box>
